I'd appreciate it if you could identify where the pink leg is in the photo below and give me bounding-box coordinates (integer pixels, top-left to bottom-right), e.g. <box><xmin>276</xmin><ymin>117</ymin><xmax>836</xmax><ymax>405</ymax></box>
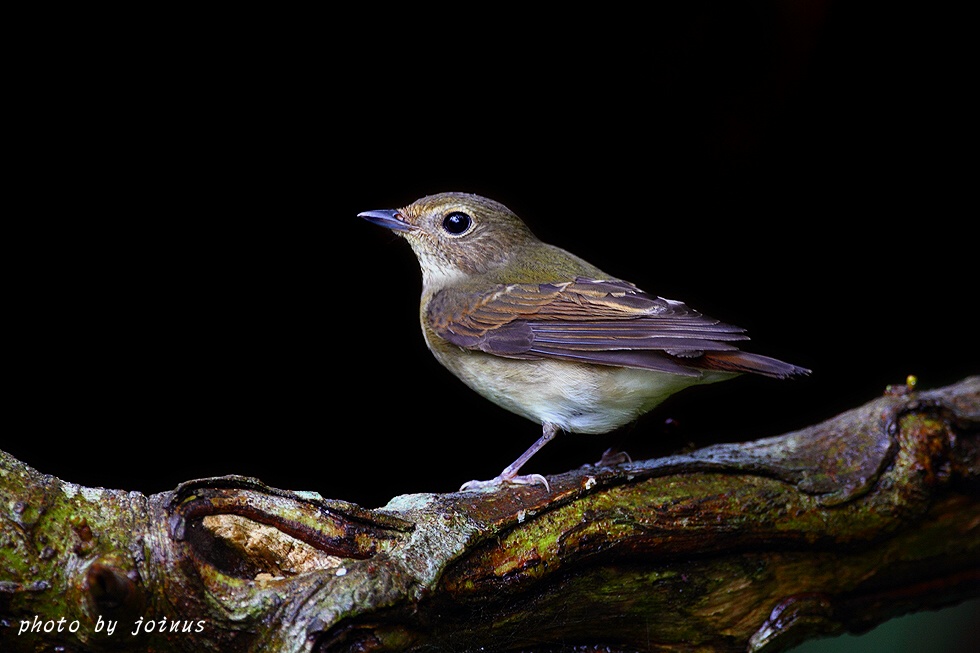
<box><xmin>460</xmin><ymin>422</ymin><xmax>560</xmax><ymax>492</ymax></box>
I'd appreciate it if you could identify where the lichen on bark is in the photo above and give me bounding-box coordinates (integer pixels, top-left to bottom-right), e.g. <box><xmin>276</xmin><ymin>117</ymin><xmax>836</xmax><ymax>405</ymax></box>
<box><xmin>2</xmin><ymin>376</ymin><xmax>978</xmax><ymax>652</ymax></box>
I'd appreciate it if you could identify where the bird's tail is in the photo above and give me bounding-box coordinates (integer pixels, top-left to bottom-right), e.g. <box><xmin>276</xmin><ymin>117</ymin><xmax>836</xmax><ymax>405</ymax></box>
<box><xmin>699</xmin><ymin>351</ymin><xmax>811</xmax><ymax>379</ymax></box>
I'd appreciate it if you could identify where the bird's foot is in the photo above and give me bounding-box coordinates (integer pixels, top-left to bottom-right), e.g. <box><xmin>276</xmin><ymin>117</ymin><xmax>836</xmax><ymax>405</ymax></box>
<box><xmin>460</xmin><ymin>472</ymin><xmax>551</xmax><ymax>493</ymax></box>
<box><xmin>585</xmin><ymin>447</ymin><xmax>632</xmax><ymax>469</ymax></box>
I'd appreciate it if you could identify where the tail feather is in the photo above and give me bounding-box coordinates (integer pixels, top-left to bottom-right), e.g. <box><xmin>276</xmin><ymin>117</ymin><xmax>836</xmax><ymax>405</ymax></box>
<box><xmin>699</xmin><ymin>351</ymin><xmax>810</xmax><ymax>379</ymax></box>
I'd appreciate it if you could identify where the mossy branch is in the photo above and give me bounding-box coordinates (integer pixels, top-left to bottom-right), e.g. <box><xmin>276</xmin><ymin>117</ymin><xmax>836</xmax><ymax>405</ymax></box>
<box><xmin>2</xmin><ymin>376</ymin><xmax>978</xmax><ymax>652</ymax></box>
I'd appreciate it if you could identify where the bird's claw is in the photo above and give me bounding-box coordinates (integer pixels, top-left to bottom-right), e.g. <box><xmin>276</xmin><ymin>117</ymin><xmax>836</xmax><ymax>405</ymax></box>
<box><xmin>586</xmin><ymin>447</ymin><xmax>632</xmax><ymax>469</ymax></box>
<box><xmin>460</xmin><ymin>473</ymin><xmax>551</xmax><ymax>492</ymax></box>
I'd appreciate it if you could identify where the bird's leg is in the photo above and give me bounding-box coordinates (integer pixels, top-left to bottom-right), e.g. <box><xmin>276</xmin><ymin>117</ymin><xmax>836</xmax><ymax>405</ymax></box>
<box><xmin>459</xmin><ymin>422</ymin><xmax>559</xmax><ymax>492</ymax></box>
<box><xmin>498</xmin><ymin>422</ymin><xmax>560</xmax><ymax>486</ymax></box>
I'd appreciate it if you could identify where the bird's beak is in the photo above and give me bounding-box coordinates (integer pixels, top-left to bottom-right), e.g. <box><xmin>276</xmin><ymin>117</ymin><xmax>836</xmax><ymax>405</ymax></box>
<box><xmin>358</xmin><ymin>209</ymin><xmax>413</xmax><ymax>232</ymax></box>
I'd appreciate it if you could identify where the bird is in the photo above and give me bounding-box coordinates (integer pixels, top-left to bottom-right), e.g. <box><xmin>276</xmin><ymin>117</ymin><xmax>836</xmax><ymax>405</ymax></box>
<box><xmin>359</xmin><ymin>192</ymin><xmax>809</xmax><ymax>491</ymax></box>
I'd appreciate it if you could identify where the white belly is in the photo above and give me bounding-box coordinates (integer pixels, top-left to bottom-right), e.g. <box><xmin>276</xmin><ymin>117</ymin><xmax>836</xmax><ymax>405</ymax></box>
<box><xmin>429</xmin><ymin>345</ymin><xmax>734</xmax><ymax>434</ymax></box>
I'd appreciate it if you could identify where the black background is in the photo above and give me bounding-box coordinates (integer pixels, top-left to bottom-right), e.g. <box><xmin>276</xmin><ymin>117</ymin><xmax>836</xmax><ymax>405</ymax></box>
<box><xmin>3</xmin><ymin>4</ymin><xmax>976</xmax><ymax>651</ymax></box>
<box><xmin>6</xmin><ymin>3</ymin><xmax>973</xmax><ymax>511</ymax></box>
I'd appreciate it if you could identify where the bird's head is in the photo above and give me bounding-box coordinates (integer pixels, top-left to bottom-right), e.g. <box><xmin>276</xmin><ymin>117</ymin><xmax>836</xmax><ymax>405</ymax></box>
<box><xmin>359</xmin><ymin>192</ymin><xmax>537</xmax><ymax>288</ymax></box>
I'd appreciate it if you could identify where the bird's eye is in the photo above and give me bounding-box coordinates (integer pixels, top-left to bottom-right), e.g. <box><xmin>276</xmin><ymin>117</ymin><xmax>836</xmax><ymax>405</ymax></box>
<box><xmin>442</xmin><ymin>211</ymin><xmax>472</xmax><ymax>235</ymax></box>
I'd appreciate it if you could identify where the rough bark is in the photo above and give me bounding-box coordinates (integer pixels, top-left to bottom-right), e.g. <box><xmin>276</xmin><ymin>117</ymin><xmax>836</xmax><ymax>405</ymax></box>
<box><xmin>2</xmin><ymin>376</ymin><xmax>978</xmax><ymax>653</ymax></box>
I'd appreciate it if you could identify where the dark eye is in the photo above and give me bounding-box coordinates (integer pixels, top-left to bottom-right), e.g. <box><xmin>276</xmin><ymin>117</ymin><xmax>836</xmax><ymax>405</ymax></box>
<box><xmin>442</xmin><ymin>211</ymin><xmax>472</xmax><ymax>235</ymax></box>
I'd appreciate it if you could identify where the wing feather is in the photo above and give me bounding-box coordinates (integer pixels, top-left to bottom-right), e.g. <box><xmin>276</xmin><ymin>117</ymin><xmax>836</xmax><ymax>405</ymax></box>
<box><xmin>426</xmin><ymin>277</ymin><xmax>807</xmax><ymax>378</ymax></box>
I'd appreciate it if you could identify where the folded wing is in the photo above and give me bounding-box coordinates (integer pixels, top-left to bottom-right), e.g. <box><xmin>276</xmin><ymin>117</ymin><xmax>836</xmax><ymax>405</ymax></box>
<box><xmin>427</xmin><ymin>278</ymin><xmax>808</xmax><ymax>379</ymax></box>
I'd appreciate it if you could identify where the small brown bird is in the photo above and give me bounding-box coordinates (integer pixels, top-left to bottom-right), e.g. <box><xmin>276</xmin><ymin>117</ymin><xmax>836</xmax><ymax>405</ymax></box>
<box><xmin>359</xmin><ymin>192</ymin><xmax>809</xmax><ymax>491</ymax></box>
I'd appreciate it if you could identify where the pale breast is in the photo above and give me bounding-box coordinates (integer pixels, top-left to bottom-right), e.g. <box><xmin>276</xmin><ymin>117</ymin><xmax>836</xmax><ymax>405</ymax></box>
<box><xmin>426</xmin><ymin>340</ymin><xmax>729</xmax><ymax>434</ymax></box>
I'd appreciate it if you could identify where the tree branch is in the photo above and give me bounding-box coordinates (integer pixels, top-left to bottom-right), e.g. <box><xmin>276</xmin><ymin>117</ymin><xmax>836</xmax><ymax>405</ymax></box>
<box><xmin>2</xmin><ymin>376</ymin><xmax>978</xmax><ymax>652</ymax></box>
